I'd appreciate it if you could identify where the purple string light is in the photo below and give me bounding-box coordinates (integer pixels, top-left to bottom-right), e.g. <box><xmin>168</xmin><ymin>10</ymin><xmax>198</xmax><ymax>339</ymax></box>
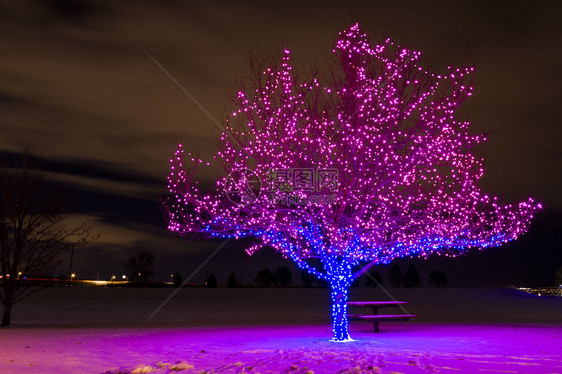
<box><xmin>164</xmin><ymin>24</ymin><xmax>541</xmax><ymax>341</ymax></box>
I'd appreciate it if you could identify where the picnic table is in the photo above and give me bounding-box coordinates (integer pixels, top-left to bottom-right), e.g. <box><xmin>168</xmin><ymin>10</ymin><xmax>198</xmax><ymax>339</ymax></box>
<box><xmin>347</xmin><ymin>301</ymin><xmax>416</xmax><ymax>332</ymax></box>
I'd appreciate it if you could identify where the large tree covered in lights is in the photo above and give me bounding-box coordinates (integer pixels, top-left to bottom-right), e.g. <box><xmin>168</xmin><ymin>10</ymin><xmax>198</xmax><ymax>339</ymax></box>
<box><xmin>165</xmin><ymin>24</ymin><xmax>540</xmax><ymax>341</ymax></box>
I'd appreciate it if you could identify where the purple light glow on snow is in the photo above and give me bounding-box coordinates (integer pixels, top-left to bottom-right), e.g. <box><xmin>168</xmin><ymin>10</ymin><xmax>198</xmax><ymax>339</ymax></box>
<box><xmin>4</xmin><ymin>324</ymin><xmax>562</xmax><ymax>372</ymax></box>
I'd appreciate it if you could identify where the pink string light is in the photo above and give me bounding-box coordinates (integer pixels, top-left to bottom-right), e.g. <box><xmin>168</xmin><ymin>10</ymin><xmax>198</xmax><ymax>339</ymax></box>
<box><xmin>164</xmin><ymin>24</ymin><xmax>541</xmax><ymax>341</ymax></box>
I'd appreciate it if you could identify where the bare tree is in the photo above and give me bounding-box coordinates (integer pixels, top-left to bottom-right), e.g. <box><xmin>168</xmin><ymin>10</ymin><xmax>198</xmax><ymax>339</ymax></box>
<box><xmin>554</xmin><ymin>267</ymin><xmax>562</xmax><ymax>287</ymax></box>
<box><xmin>126</xmin><ymin>251</ymin><xmax>155</xmax><ymax>285</ymax></box>
<box><xmin>388</xmin><ymin>264</ymin><xmax>403</xmax><ymax>288</ymax></box>
<box><xmin>429</xmin><ymin>269</ymin><xmax>448</xmax><ymax>288</ymax></box>
<box><xmin>274</xmin><ymin>266</ymin><xmax>293</xmax><ymax>287</ymax></box>
<box><xmin>0</xmin><ymin>154</ymin><xmax>94</xmax><ymax>326</ymax></box>
<box><xmin>204</xmin><ymin>273</ymin><xmax>217</xmax><ymax>288</ymax></box>
<box><xmin>403</xmin><ymin>264</ymin><xmax>421</xmax><ymax>288</ymax></box>
<box><xmin>227</xmin><ymin>271</ymin><xmax>238</xmax><ymax>288</ymax></box>
<box><xmin>254</xmin><ymin>267</ymin><xmax>275</xmax><ymax>287</ymax></box>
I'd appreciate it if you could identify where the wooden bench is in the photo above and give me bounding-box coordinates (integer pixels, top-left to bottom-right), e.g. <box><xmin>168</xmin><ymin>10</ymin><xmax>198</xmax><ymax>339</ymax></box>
<box><xmin>347</xmin><ymin>301</ymin><xmax>415</xmax><ymax>332</ymax></box>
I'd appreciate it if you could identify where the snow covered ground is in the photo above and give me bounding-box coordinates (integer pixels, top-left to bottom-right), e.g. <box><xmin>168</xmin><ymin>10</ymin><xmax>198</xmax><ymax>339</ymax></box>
<box><xmin>0</xmin><ymin>287</ymin><xmax>561</xmax><ymax>373</ymax></box>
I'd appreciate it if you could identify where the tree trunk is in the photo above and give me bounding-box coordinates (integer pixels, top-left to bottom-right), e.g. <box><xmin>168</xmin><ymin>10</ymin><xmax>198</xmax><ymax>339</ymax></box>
<box><xmin>327</xmin><ymin>259</ymin><xmax>353</xmax><ymax>341</ymax></box>
<box><xmin>1</xmin><ymin>302</ymin><xmax>12</xmax><ymax>327</ymax></box>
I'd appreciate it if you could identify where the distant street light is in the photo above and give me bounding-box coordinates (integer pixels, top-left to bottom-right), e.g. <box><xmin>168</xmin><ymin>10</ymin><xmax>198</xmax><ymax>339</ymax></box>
<box><xmin>68</xmin><ymin>244</ymin><xmax>75</xmax><ymax>287</ymax></box>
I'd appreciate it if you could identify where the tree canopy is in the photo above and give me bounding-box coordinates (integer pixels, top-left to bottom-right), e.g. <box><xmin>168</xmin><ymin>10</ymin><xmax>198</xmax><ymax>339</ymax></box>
<box><xmin>165</xmin><ymin>24</ymin><xmax>540</xmax><ymax>341</ymax></box>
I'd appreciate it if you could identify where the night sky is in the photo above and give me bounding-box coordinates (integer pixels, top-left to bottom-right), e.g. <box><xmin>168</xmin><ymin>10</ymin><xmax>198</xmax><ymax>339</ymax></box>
<box><xmin>1</xmin><ymin>1</ymin><xmax>561</xmax><ymax>286</ymax></box>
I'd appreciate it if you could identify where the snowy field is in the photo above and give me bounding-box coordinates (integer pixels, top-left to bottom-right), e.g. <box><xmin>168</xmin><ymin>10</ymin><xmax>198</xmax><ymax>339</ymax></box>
<box><xmin>1</xmin><ymin>287</ymin><xmax>561</xmax><ymax>373</ymax></box>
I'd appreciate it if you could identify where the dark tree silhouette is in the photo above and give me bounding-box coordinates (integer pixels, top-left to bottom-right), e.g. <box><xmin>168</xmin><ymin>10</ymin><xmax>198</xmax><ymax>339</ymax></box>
<box><xmin>554</xmin><ymin>267</ymin><xmax>562</xmax><ymax>287</ymax></box>
<box><xmin>301</xmin><ymin>270</ymin><xmax>315</xmax><ymax>288</ymax></box>
<box><xmin>403</xmin><ymin>264</ymin><xmax>421</xmax><ymax>288</ymax></box>
<box><xmin>0</xmin><ymin>154</ymin><xmax>94</xmax><ymax>326</ymax></box>
<box><xmin>165</xmin><ymin>24</ymin><xmax>540</xmax><ymax>341</ymax></box>
<box><xmin>254</xmin><ymin>267</ymin><xmax>275</xmax><ymax>287</ymax></box>
<box><xmin>429</xmin><ymin>270</ymin><xmax>448</xmax><ymax>288</ymax></box>
<box><xmin>204</xmin><ymin>273</ymin><xmax>217</xmax><ymax>288</ymax></box>
<box><xmin>316</xmin><ymin>277</ymin><xmax>329</xmax><ymax>288</ymax></box>
<box><xmin>126</xmin><ymin>251</ymin><xmax>155</xmax><ymax>285</ymax></box>
<box><xmin>274</xmin><ymin>265</ymin><xmax>293</xmax><ymax>287</ymax></box>
<box><xmin>388</xmin><ymin>264</ymin><xmax>403</xmax><ymax>288</ymax></box>
<box><xmin>365</xmin><ymin>271</ymin><xmax>383</xmax><ymax>288</ymax></box>
<box><xmin>227</xmin><ymin>271</ymin><xmax>238</xmax><ymax>288</ymax></box>
<box><xmin>173</xmin><ymin>272</ymin><xmax>183</xmax><ymax>287</ymax></box>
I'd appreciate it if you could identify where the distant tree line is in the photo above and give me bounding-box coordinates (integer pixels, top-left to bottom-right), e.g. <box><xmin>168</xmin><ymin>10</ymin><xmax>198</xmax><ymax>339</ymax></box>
<box><xmin>202</xmin><ymin>266</ymin><xmax>294</xmax><ymax>288</ymax></box>
<box><xmin>185</xmin><ymin>264</ymin><xmax>450</xmax><ymax>289</ymax></box>
<box><xmin>387</xmin><ymin>264</ymin><xmax>448</xmax><ymax>288</ymax></box>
